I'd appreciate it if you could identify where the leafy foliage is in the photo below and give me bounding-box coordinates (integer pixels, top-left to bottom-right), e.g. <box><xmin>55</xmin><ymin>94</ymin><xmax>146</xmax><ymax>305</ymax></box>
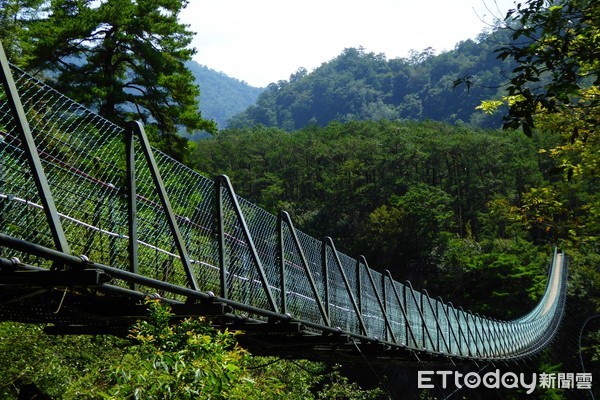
<box><xmin>497</xmin><ymin>0</ymin><xmax>600</xmax><ymax>134</ymax></box>
<box><xmin>482</xmin><ymin>1</ymin><xmax>600</xmax><ymax>392</ymax></box>
<box><xmin>101</xmin><ymin>300</ymin><xmax>255</xmax><ymax>399</ymax></box>
<box><xmin>0</xmin><ymin>322</ymin><xmax>127</xmax><ymax>399</ymax></box>
<box><xmin>437</xmin><ymin>237</ymin><xmax>549</xmax><ymax>318</ymax></box>
<box><xmin>0</xmin><ymin>0</ymin><xmax>44</xmax><ymax>63</ymax></box>
<box><xmin>0</xmin><ymin>301</ymin><xmax>385</xmax><ymax>399</ymax></box>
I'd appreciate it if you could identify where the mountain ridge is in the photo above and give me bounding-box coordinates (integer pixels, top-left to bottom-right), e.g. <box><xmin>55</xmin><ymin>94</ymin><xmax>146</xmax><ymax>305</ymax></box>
<box><xmin>186</xmin><ymin>61</ymin><xmax>263</xmax><ymax>131</ymax></box>
<box><xmin>221</xmin><ymin>28</ymin><xmax>516</xmax><ymax>130</ymax></box>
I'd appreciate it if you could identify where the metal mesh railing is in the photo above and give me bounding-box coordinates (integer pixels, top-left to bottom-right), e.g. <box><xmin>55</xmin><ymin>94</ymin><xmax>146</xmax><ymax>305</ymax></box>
<box><xmin>0</xmin><ymin>56</ymin><xmax>567</xmax><ymax>361</ymax></box>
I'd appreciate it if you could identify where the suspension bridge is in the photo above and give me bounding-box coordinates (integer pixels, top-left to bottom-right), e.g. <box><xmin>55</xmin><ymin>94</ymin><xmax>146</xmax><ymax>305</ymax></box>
<box><xmin>0</xmin><ymin>42</ymin><xmax>566</xmax><ymax>366</ymax></box>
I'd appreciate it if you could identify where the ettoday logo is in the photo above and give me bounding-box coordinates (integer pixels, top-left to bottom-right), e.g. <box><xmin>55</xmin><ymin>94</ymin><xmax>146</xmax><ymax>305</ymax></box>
<box><xmin>418</xmin><ymin>370</ymin><xmax>537</xmax><ymax>394</ymax></box>
<box><xmin>418</xmin><ymin>370</ymin><xmax>593</xmax><ymax>393</ymax></box>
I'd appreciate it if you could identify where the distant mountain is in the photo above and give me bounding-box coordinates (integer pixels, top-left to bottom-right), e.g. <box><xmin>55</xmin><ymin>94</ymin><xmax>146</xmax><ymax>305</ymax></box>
<box><xmin>228</xmin><ymin>28</ymin><xmax>517</xmax><ymax>130</ymax></box>
<box><xmin>186</xmin><ymin>61</ymin><xmax>263</xmax><ymax>130</ymax></box>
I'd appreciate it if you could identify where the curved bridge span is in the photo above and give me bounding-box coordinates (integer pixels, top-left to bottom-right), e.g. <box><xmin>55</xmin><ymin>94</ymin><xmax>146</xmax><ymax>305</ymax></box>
<box><xmin>0</xmin><ymin>42</ymin><xmax>566</xmax><ymax>365</ymax></box>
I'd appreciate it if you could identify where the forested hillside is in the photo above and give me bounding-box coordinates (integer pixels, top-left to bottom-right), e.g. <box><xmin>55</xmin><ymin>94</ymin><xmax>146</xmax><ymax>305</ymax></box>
<box><xmin>193</xmin><ymin>121</ymin><xmax>550</xmax><ymax>315</ymax></box>
<box><xmin>228</xmin><ymin>28</ymin><xmax>516</xmax><ymax>130</ymax></box>
<box><xmin>186</xmin><ymin>61</ymin><xmax>263</xmax><ymax>130</ymax></box>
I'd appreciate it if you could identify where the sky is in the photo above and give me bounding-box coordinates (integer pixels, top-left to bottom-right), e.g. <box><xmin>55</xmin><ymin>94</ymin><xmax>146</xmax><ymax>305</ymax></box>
<box><xmin>179</xmin><ymin>0</ymin><xmax>517</xmax><ymax>88</ymax></box>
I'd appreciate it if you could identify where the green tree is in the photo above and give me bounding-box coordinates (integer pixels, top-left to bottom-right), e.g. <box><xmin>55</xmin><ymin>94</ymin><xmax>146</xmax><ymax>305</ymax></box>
<box><xmin>497</xmin><ymin>0</ymin><xmax>600</xmax><ymax>134</ymax></box>
<box><xmin>229</xmin><ymin>30</ymin><xmax>517</xmax><ymax>131</ymax></box>
<box><xmin>474</xmin><ymin>0</ymin><xmax>599</xmax><ymax>252</ymax></box>
<box><xmin>367</xmin><ymin>183</ymin><xmax>455</xmax><ymax>281</ymax></box>
<box><xmin>0</xmin><ymin>0</ymin><xmax>43</xmax><ymax>63</ymax></box>
<box><xmin>485</xmin><ymin>0</ymin><xmax>600</xmax><ymax>254</ymax></box>
<box><xmin>24</xmin><ymin>0</ymin><xmax>215</xmax><ymax>161</ymax></box>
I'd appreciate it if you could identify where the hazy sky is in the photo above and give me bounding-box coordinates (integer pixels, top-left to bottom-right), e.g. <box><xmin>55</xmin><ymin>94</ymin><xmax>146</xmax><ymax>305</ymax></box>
<box><xmin>180</xmin><ymin>0</ymin><xmax>516</xmax><ymax>88</ymax></box>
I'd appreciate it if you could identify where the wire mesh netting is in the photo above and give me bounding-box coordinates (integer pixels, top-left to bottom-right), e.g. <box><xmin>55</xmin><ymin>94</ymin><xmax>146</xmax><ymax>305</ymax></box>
<box><xmin>0</xmin><ymin>60</ymin><xmax>567</xmax><ymax>360</ymax></box>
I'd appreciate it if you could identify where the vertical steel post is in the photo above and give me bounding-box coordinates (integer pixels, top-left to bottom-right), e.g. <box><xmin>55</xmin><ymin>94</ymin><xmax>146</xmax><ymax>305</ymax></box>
<box><xmin>507</xmin><ymin>320</ymin><xmax>518</xmax><ymax>353</ymax></box>
<box><xmin>0</xmin><ymin>41</ymin><xmax>69</xmax><ymax>256</ymax></box>
<box><xmin>459</xmin><ymin>307</ymin><xmax>476</xmax><ymax>357</ymax></box>
<box><xmin>392</xmin><ymin>277</ymin><xmax>419</xmax><ymax>348</ymax></box>
<box><xmin>381</xmin><ymin>272</ymin><xmax>387</xmax><ymax>341</ymax></box>
<box><xmin>277</xmin><ymin>212</ymin><xmax>287</xmax><ymax>314</ymax></box>
<box><xmin>0</xmin><ymin>133</ymin><xmax>5</xmax><ymax>258</ymax></box>
<box><xmin>448</xmin><ymin>303</ymin><xmax>464</xmax><ymax>356</ymax></box>
<box><xmin>441</xmin><ymin>300</ymin><xmax>451</xmax><ymax>355</ymax></box>
<box><xmin>420</xmin><ymin>290</ymin><xmax>426</xmax><ymax>349</ymax></box>
<box><xmin>129</xmin><ymin>121</ymin><xmax>199</xmax><ymax>291</ymax></box>
<box><xmin>435</xmin><ymin>296</ymin><xmax>440</xmax><ymax>352</ymax></box>
<box><xmin>496</xmin><ymin>320</ymin><xmax>512</xmax><ymax>354</ymax></box>
<box><xmin>488</xmin><ymin>319</ymin><xmax>498</xmax><ymax>356</ymax></box>
<box><xmin>404</xmin><ymin>281</ymin><xmax>436</xmax><ymax>350</ymax></box>
<box><xmin>495</xmin><ymin>320</ymin><xmax>509</xmax><ymax>355</ymax></box>
<box><xmin>475</xmin><ymin>313</ymin><xmax>489</xmax><ymax>357</ymax></box>
<box><xmin>403</xmin><ymin>284</ymin><xmax>410</xmax><ymax>347</ymax></box>
<box><xmin>467</xmin><ymin>310</ymin><xmax>482</xmax><ymax>357</ymax></box>
<box><xmin>215</xmin><ymin>178</ymin><xmax>227</xmax><ymax>299</ymax></box>
<box><xmin>439</xmin><ymin>297</ymin><xmax>461</xmax><ymax>355</ymax></box>
<box><xmin>321</xmin><ymin>238</ymin><xmax>330</xmax><ymax>324</ymax></box>
<box><xmin>355</xmin><ymin>258</ymin><xmax>362</xmax><ymax>325</ymax></box>
<box><xmin>488</xmin><ymin>318</ymin><xmax>502</xmax><ymax>358</ymax></box>
<box><xmin>124</xmin><ymin>127</ymin><xmax>138</xmax><ymax>291</ymax></box>
<box><xmin>380</xmin><ymin>272</ymin><xmax>398</xmax><ymax>343</ymax></box>
<box><xmin>422</xmin><ymin>290</ymin><xmax>450</xmax><ymax>353</ymax></box>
